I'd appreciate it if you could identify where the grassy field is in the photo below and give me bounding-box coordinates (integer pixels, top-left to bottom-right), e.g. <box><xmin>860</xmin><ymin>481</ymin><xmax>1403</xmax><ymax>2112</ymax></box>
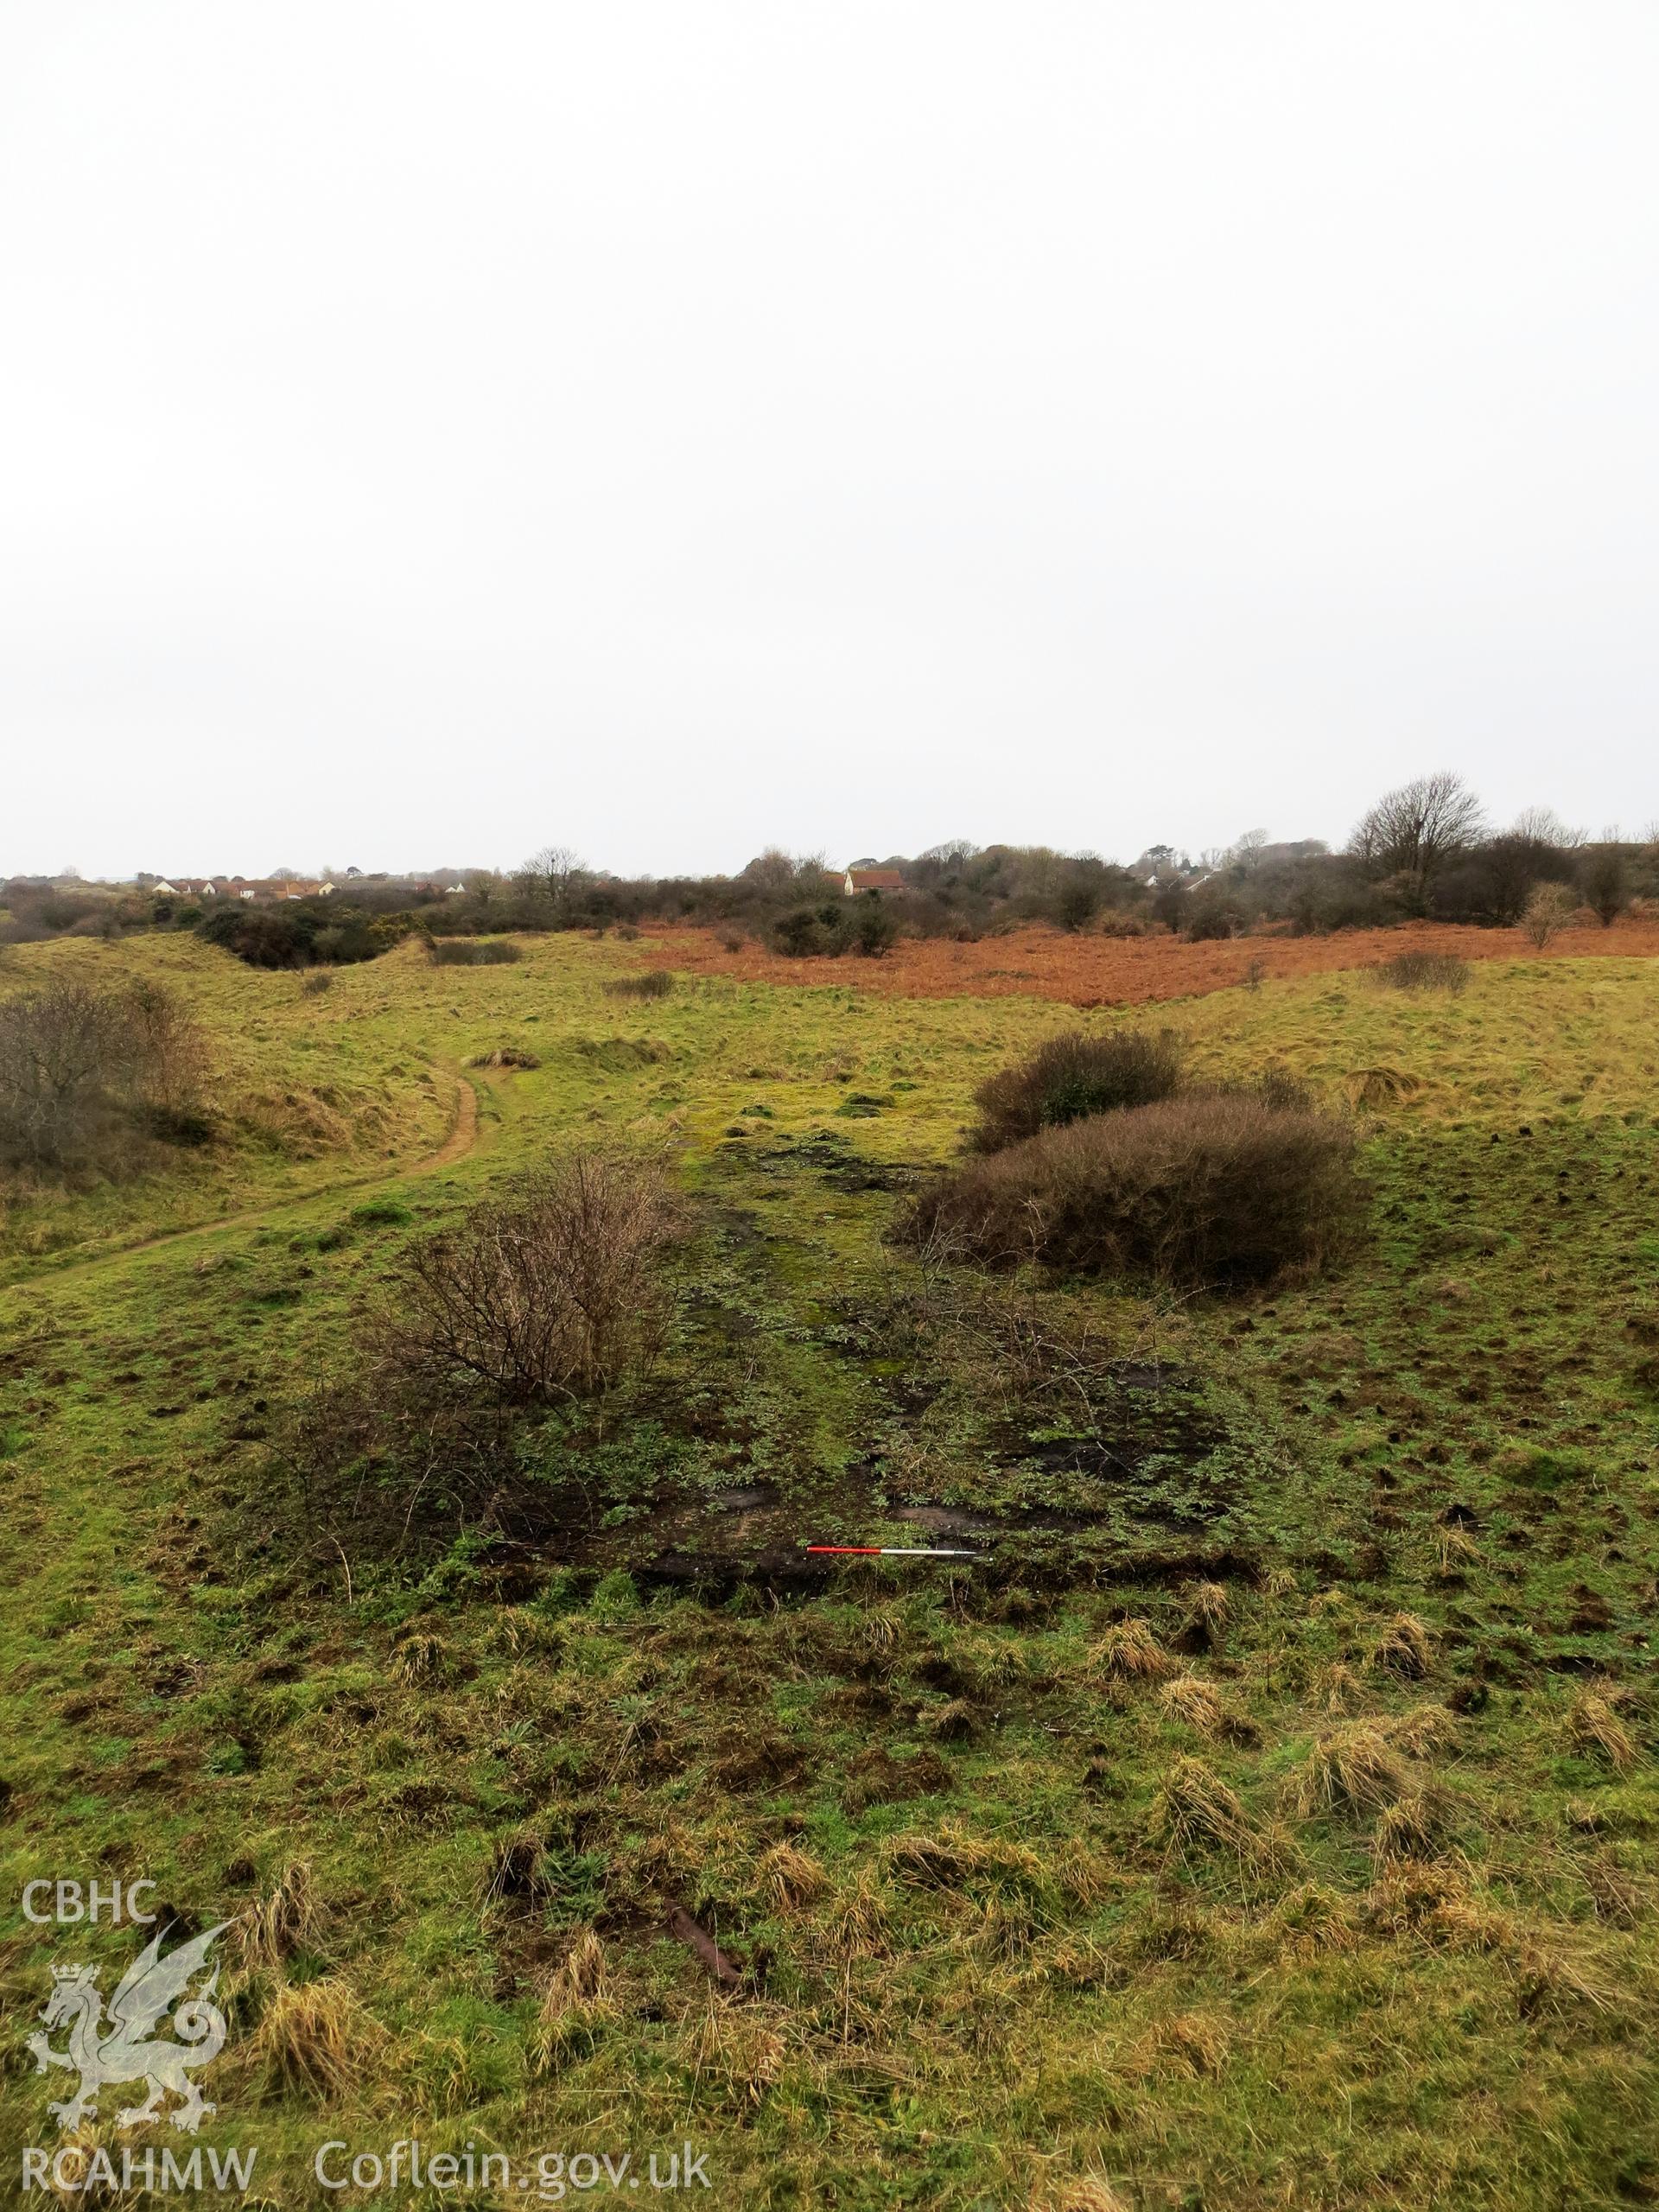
<box><xmin>2</xmin><ymin>931</ymin><xmax>1656</xmax><ymax>2209</ymax></box>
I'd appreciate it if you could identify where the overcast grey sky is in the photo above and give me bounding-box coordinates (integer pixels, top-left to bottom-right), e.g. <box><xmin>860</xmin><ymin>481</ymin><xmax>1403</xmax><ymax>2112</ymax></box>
<box><xmin>2</xmin><ymin>3</ymin><xmax>1655</xmax><ymax>880</ymax></box>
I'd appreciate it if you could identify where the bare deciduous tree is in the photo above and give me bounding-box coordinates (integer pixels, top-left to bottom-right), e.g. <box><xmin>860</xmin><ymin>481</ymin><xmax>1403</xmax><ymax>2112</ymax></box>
<box><xmin>1509</xmin><ymin>805</ymin><xmax>1582</xmax><ymax>849</ymax></box>
<box><xmin>521</xmin><ymin>845</ymin><xmax>584</xmax><ymax>908</ymax></box>
<box><xmin>1350</xmin><ymin>772</ymin><xmax>1486</xmax><ymax>909</ymax></box>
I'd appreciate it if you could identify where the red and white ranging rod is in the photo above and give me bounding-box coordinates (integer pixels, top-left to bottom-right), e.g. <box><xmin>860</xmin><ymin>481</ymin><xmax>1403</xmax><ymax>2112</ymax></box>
<box><xmin>805</xmin><ymin>1544</ymin><xmax>984</xmax><ymax>1560</ymax></box>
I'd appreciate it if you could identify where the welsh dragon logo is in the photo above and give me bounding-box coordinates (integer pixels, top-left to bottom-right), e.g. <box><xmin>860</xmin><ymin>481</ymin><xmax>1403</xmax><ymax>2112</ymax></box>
<box><xmin>28</xmin><ymin>1921</ymin><xmax>232</xmax><ymax>2135</ymax></box>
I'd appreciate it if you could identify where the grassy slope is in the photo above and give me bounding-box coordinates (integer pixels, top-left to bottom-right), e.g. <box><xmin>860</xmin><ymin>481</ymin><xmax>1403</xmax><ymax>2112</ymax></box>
<box><xmin>1</xmin><ymin>938</ymin><xmax>1656</xmax><ymax>2209</ymax></box>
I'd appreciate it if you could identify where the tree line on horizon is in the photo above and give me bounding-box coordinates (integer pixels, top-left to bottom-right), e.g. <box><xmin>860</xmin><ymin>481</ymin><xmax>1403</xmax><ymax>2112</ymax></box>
<box><xmin>2</xmin><ymin>774</ymin><xmax>1653</xmax><ymax>965</ymax></box>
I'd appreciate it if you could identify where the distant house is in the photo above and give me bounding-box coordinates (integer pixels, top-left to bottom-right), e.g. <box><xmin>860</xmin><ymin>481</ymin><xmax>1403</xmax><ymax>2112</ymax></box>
<box><xmin>842</xmin><ymin>867</ymin><xmax>905</xmax><ymax>896</ymax></box>
<box><xmin>209</xmin><ymin>877</ymin><xmax>334</xmax><ymax>902</ymax></box>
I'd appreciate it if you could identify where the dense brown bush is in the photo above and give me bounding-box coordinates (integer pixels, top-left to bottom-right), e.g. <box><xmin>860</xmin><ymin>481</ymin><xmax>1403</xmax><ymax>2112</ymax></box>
<box><xmin>1373</xmin><ymin>951</ymin><xmax>1470</xmax><ymax>994</ymax></box>
<box><xmin>381</xmin><ymin>1154</ymin><xmax>681</xmax><ymax>1404</ymax></box>
<box><xmin>908</xmin><ymin>1091</ymin><xmax>1363</xmax><ymax>1286</ymax></box>
<box><xmin>970</xmin><ymin>1028</ymin><xmax>1185</xmax><ymax>1152</ymax></box>
<box><xmin>0</xmin><ymin>977</ymin><xmax>207</xmax><ymax>1173</ymax></box>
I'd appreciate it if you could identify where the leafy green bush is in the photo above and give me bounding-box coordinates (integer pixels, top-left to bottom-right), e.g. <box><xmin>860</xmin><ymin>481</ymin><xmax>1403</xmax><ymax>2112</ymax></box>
<box><xmin>908</xmin><ymin>1091</ymin><xmax>1362</xmax><ymax>1286</ymax></box>
<box><xmin>772</xmin><ymin>903</ymin><xmax>848</xmax><ymax>957</ymax></box>
<box><xmin>970</xmin><ymin>1029</ymin><xmax>1185</xmax><ymax>1152</ymax></box>
<box><xmin>850</xmin><ymin>902</ymin><xmax>899</xmax><ymax>958</ymax></box>
<box><xmin>198</xmin><ymin>902</ymin><xmax>399</xmax><ymax>969</ymax></box>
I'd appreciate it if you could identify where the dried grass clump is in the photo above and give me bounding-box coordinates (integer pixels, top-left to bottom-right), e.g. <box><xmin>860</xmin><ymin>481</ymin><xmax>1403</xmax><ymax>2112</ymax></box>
<box><xmin>1262</xmin><ymin>1881</ymin><xmax>1358</xmax><ymax>1960</ymax></box>
<box><xmin>1428</xmin><ymin>1892</ymin><xmax>1517</xmax><ymax>1955</ymax></box>
<box><xmin>604</xmin><ymin>969</ymin><xmax>675</xmax><ymax>1000</ymax></box>
<box><xmin>1380</xmin><ymin>1870</ymin><xmax>1615</xmax><ymax>2015</ymax></box>
<box><xmin>1514</xmin><ymin>1940</ymin><xmax>1617</xmax><ymax>2017</ymax></box>
<box><xmin>683</xmin><ymin>2003</ymin><xmax>785</xmax><ymax>2107</ymax></box>
<box><xmin>821</xmin><ymin>1870</ymin><xmax>893</xmax><ymax>1957</ymax></box>
<box><xmin>1293</xmin><ymin>1722</ymin><xmax>1412</xmax><ymax>1818</ymax></box>
<box><xmin>391</xmin><ymin>1631</ymin><xmax>448</xmax><ymax>1686</ymax></box>
<box><xmin>27</xmin><ymin>2126</ymin><xmax>147</xmax><ymax>2211</ymax></box>
<box><xmin>884</xmin><ymin>1825</ymin><xmax>1051</xmax><ymax>1903</ymax></box>
<box><xmin>530</xmin><ymin>1930</ymin><xmax>616</xmax><ymax>2074</ymax></box>
<box><xmin>1384</xmin><ymin>1702</ymin><xmax>1459</xmax><ymax>1758</ymax></box>
<box><xmin>1151</xmin><ymin>1756</ymin><xmax>1293</xmax><ymax>1872</ymax></box>
<box><xmin>906</xmin><ymin>1090</ymin><xmax>1363</xmax><ymax>1287</ymax></box>
<box><xmin>1139</xmin><ymin>2007</ymin><xmax>1232</xmax><ymax>2078</ymax></box>
<box><xmin>1363</xmin><ymin>1859</ymin><xmax>1478</xmax><ymax>1936</ymax></box>
<box><xmin>1316</xmin><ymin>1662</ymin><xmax>1363</xmax><ymax>1713</ymax></box>
<box><xmin>759</xmin><ymin>1840</ymin><xmax>829</xmax><ymax>1911</ymax></box>
<box><xmin>1093</xmin><ymin>1618</ymin><xmax>1175</xmax><ymax>1683</ymax></box>
<box><xmin>1370</xmin><ymin>1611</ymin><xmax>1433</xmax><ymax>1679</ymax></box>
<box><xmin>1372</xmin><ymin>1791</ymin><xmax>1440</xmax><ymax>1865</ymax></box>
<box><xmin>1567</xmin><ymin>1688</ymin><xmax>1638</xmax><ymax>1772</ymax></box>
<box><xmin>248</xmin><ymin>1977</ymin><xmax>379</xmax><ymax>2103</ymax></box>
<box><xmin>1182</xmin><ymin>1580</ymin><xmax>1231</xmax><ymax>1636</ymax></box>
<box><xmin>1159</xmin><ymin>1672</ymin><xmax>1228</xmax><ymax>1736</ymax></box>
<box><xmin>238</xmin><ymin>1859</ymin><xmax>321</xmax><ymax>1972</ymax></box>
<box><xmin>1042</xmin><ymin>2177</ymin><xmax>1135</xmax><ymax>2212</ymax></box>
<box><xmin>1159</xmin><ymin>1671</ymin><xmax>1258</xmax><ymax>1745</ymax></box>
<box><xmin>1581</xmin><ymin>1854</ymin><xmax>1644</xmax><ymax>1926</ymax></box>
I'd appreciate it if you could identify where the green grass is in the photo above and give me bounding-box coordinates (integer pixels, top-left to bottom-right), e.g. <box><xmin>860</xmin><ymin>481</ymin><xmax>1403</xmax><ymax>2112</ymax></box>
<box><xmin>1</xmin><ymin>935</ymin><xmax>1656</xmax><ymax>2208</ymax></box>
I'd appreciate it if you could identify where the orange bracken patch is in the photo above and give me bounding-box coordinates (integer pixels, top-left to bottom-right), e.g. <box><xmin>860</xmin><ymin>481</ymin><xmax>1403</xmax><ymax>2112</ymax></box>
<box><xmin>628</xmin><ymin>915</ymin><xmax>1659</xmax><ymax>1008</ymax></box>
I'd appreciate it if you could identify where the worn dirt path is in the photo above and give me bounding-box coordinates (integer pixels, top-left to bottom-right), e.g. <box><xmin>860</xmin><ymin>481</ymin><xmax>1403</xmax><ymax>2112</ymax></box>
<box><xmin>1</xmin><ymin>1065</ymin><xmax>481</xmax><ymax>1295</ymax></box>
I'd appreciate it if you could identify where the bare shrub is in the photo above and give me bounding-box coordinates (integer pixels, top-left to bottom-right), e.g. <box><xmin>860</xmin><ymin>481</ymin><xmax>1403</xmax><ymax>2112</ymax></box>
<box><xmin>1522</xmin><ymin>881</ymin><xmax>1578</xmax><ymax>949</ymax></box>
<box><xmin>906</xmin><ymin>1091</ymin><xmax>1363</xmax><ymax>1287</ymax></box>
<box><xmin>0</xmin><ymin>976</ymin><xmax>207</xmax><ymax>1173</ymax></box>
<box><xmin>1372</xmin><ymin>951</ymin><xmax>1470</xmax><ymax>994</ymax></box>
<box><xmin>969</xmin><ymin>1027</ymin><xmax>1185</xmax><ymax>1152</ymax></box>
<box><xmin>382</xmin><ymin>1154</ymin><xmax>682</xmax><ymax>1405</ymax></box>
